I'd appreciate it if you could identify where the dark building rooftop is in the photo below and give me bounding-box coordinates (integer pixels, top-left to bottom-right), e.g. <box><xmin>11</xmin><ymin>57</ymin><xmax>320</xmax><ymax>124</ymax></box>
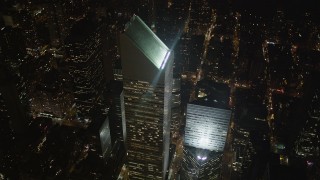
<box><xmin>65</xmin><ymin>18</ymin><xmax>97</xmax><ymax>44</ymax></box>
<box><xmin>234</xmin><ymin>89</ymin><xmax>268</xmax><ymax>130</ymax></box>
<box><xmin>194</xmin><ymin>80</ymin><xmax>230</xmax><ymax>109</ymax></box>
<box><xmin>268</xmin><ymin>153</ymin><xmax>307</xmax><ymax>179</ymax></box>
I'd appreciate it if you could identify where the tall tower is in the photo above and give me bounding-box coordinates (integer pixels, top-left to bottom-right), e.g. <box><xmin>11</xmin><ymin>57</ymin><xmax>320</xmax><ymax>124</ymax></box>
<box><xmin>185</xmin><ymin>102</ymin><xmax>231</xmax><ymax>151</ymax></box>
<box><xmin>108</xmin><ymin>80</ymin><xmax>126</xmax><ymax>145</ymax></box>
<box><xmin>65</xmin><ymin>18</ymin><xmax>106</xmax><ymax>124</ymax></box>
<box><xmin>120</xmin><ymin>15</ymin><xmax>173</xmax><ymax>179</ymax></box>
<box><xmin>182</xmin><ymin>90</ymin><xmax>231</xmax><ymax>179</ymax></box>
<box><xmin>0</xmin><ymin>27</ymin><xmax>29</xmax><ymax>133</ymax></box>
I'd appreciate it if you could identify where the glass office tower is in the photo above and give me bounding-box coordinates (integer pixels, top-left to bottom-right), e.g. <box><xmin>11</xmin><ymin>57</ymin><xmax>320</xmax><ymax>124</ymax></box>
<box><xmin>185</xmin><ymin>103</ymin><xmax>231</xmax><ymax>151</ymax></box>
<box><xmin>120</xmin><ymin>15</ymin><xmax>173</xmax><ymax>179</ymax></box>
<box><xmin>182</xmin><ymin>98</ymin><xmax>231</xmax><ymax>179</ymax></box>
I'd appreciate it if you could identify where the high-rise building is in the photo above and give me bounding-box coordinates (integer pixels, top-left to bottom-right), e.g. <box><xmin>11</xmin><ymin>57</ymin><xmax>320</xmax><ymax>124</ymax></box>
<box><xmin>0</xmin><ymin>26</ymin><xmax>29</xmax><ymax>133</ymax></box>
<box><xmin>189</xmin><ymin>0</ymin><xmax>212</xmax><ymax>35</ymax></box>
<box><xmin>108</xmin><ymin>80</ymin><xmax>126</xmax><ymax>145</ymax></box>
<box><xmin>105</xmin><ymin>139</ymin><xmax>126</xmax><ymax>180</ymax></box>
<box><xmin>120</xmin><ymin>15</ymin><xmax>173</xmax><ymax>179</ymax></box>
<box><xmin>99</xmin><ymin>110</ymin><xmax>126</xmax><ymax>180</ymax></box>
<box><xmin>0</xmin><ymin>66</ymin><xmax>28</xmax><ymax>133</ymax></box>
<box><xmin>181</xmin><ymin>146</ymin><xmax>223</xmax><ymax>180</ymax></box>
<box><xmin>232</xmin><ymin>88</ymin><xmax>269</xmax><ymax>177</ymax></box>
<box><xmin>182</xmin><ymin>85</ymin><xmax>231</xmax><ymax>179</ymax></box>
<box><xmin>184</xmin><ymin>101</ymin><xmax>231</xmax><ymax>151</ymax></box>
<box><xmin>99</xmin><ymin>117</ymin><xmax>112</xmax><ymax>159</ymax></box>
<box><xmin>295</xmin><ymin>89</ymin><xmax>320</xmax><ymax>157</ymax></box>
<box><xmin>65</xmin><ymin>18</ymin><xmax>107</xmax><ymax>124</ymax></box>
<box><xmin>171</xmin><ymin>78</ymin><xmax>182</xmax><ymax>137</ymax></box>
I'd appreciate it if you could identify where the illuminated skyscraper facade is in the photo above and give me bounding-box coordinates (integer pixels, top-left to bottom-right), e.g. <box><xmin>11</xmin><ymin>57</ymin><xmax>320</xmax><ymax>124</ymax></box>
<box><xmin>185</xmin><ymin>103</ymin><xmax>231</xmax><ymax>151</ymax></box>
<box><xmin>182</xmin><ymin>96</ymin><xmax>231</xmax><ymax>179</ymax></box>
<box><xmin>120</xmin><ymin>15</ymin><xmax>173</xmax><ymax>179</ymax></box>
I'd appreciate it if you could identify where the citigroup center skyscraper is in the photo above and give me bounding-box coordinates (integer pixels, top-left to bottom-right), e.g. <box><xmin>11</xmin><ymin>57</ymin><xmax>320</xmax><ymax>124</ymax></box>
<box><xmin>120</xmin><ymin>15</ymin><xmax>173</xmax><ymax>179</ymax></box>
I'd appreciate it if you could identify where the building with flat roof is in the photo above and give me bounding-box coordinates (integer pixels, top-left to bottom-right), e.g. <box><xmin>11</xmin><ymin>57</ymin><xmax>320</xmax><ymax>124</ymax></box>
<box><xmin>120</xmin><ymin>15</ymin><xmax>173</xmax><ymax>179</ymax></box>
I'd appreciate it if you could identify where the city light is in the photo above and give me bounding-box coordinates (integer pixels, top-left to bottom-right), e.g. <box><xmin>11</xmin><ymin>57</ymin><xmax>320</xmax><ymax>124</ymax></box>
<box><xmin>197</xmin><ymin>155</ymin><xmax>207</xmax><ymax>161</ymax></box>
<box><xmin>161</xmin><ymin>51</ymin><xmax>171</xmax><ymax>70</ymax></box>
<box><xmin>1</xmin><ymin>0</ymin><xmax>319</xmax><ymax>179</ymax></box>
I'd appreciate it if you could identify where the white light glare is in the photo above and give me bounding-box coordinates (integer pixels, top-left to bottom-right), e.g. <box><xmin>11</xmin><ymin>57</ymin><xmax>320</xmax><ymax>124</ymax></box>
<box><xmin>160</xmin><ymin>51</ymin><xmax>171</xmax><ymax>69</ymax></box>
<box><xmin>197</xmin><ymin>155</ymin><xmax>207</xmax><ymax>161</ymax></box>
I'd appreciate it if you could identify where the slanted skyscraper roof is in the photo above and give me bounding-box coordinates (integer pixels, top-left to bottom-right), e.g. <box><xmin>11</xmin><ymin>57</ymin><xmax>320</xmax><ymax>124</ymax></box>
<box><xmin>122</xmin><ymin>15</ymin><xmax>171</xmax><ymax>70</ymax></box>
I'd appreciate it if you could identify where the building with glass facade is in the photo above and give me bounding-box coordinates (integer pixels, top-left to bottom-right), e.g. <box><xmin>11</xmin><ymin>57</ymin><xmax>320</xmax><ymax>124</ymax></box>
<box><xmin>120</xmin><ymin>15</ymin><xmax>173</xmax><ymax>179</ymax></box>
<box><xmin>108</xmin><ymin>80</ymin><xmax>126</xmax><ymax>145</ymax></box>
<box><xmin>182</xmin><ymin>86</ymin><xmax>231</xmax><ymax>179</ymax></box>
<box><xmin>181</xmin><ymin>146</ymin><xmax>223</xmax><ymax>180</ymax></box>
<box><xmin>171</xmin><ymin>78</ymin><xmax>182</xmax><ymax>137</ymax></box>
<box><xmin>65</xmin><ymin>18</ymin><xmax>106</xmax><ymax>124</ymax></box>
<box><xmin>185</xmin><ymin>102</ymin><xmax>231</xmax><ymax>151</ymax></box>
<box><xmin>99</xmin><ymin>117</ymin><xmax>112</xmax><ymax>159</ymax></box>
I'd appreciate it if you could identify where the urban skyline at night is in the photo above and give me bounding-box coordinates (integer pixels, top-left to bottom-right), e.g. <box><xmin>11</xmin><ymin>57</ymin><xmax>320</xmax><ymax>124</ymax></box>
<box><xmin>0</xmin><ymin>0</ymin><xmax>320</xmax><ymax>179</ymax></box>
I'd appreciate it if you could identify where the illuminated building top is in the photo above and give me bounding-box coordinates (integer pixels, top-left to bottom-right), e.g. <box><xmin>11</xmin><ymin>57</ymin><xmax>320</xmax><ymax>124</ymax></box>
<box><xmin>123</xmin><ymin>15</ymin><xmax>170</xmax><ymax>70</ymax></box>
<box><xmin>185</xmin><ymin>102</ymin><xmax>231</xmax><ymax>151</ymax></box>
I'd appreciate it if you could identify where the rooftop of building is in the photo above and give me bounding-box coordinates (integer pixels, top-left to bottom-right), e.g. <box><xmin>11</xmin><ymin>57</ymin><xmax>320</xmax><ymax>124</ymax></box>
<box><xmin>122</xmin><ymin>15</ymin><xmax>170</xmax><ymax>70</ymax></box>
<box><xmin>190</xmin><ymin>96</ymin><xmax>230</xmax><ymax>110</ymax></box>
<box><xmin>192</xmin><ymin>80</ymin><xmax>230</xmax><ymax>109</ymax></box>
<box><xmin>65</xmin><ymin>18</ymin><xmax>98</xmax><ymax>44</ymax></box>
<box><xmin>184</xmin><ymin>145</ymin><xmax>222</xmax><ymax>166</ymax></box>
<box><xmin>268</xmin><ymin>153</ymin><xmax>307</xmax><ymax>180</ymax></box>
<box><xmin>234</xmin><ymin>89</ymin><xmax>268</xmax><ymax>130</ymax></box>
